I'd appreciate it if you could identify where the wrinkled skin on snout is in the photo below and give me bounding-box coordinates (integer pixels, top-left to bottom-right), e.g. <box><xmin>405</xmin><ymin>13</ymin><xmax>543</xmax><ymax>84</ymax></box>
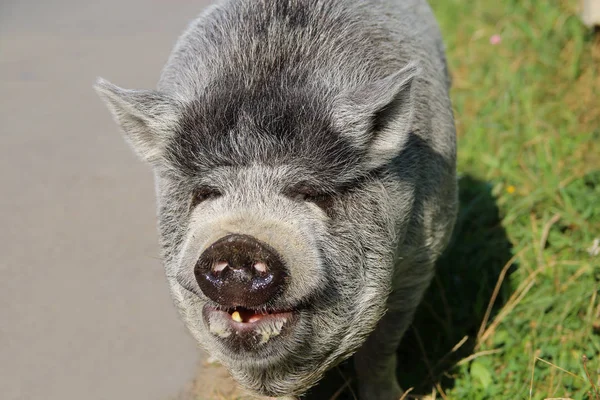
<box><xmin>94</xmin><ymin>1</ymin><xmax>457</xmax><ymax>398</ymax></box>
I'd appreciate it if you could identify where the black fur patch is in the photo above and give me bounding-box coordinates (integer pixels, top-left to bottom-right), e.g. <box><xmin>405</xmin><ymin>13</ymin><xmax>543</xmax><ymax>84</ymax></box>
<box><xmin>167</xmin><ymin>77</ymin><xmax>365</xmax><ymax>187</ymax></box>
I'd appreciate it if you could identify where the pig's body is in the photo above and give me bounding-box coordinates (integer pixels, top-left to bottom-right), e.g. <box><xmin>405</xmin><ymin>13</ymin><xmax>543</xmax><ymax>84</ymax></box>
<box><xmin>95</xmin><ymin>0</ymin><xmax>457</xmax><ymax>399</ymax></box>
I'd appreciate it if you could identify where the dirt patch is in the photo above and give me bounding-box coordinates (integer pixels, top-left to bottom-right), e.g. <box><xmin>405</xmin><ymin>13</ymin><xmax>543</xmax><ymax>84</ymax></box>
<box><xmin>174</xmin><ymin>352</ymin><xmax>256</xmax><ymax>400</ymax></box>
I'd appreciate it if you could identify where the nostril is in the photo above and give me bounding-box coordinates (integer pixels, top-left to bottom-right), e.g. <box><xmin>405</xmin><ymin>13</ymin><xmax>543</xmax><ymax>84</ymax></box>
<box><xmin>253</xmin><ymin>262</ymin><xmax>267</xmax><ymax>273</ymax></box>
<box><xmin>212</xmin><ymin>261</ymin><xmax>228</xmax><ymax>273</ymax></box>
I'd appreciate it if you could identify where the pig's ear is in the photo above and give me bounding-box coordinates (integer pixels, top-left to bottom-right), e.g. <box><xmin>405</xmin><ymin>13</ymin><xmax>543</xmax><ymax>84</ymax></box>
<box><xmin>94</xmin><ymin>78</ymin><xmax>180</xmax><ymax>164</ymax></box>
<box><xmin>333</xmin><ymin>62</ymin><xmax>420</xmax><ymax>168</ymax></box>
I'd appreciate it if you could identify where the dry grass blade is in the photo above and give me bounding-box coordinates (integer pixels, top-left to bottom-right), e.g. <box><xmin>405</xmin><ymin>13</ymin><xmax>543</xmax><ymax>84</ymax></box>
<box><xmin>582</xmin><ymin>355</ymin><xmax>600</xmax><ymax>400</ymax></box>
<box><xmin>530</xmin><ymin>350</ymin><xmax>541</xmax><ymax>400</ymax></box>
<box><xmin>451</xmin><ymin>335</ymin><xmax>469</xmax><ymax>352</ymax></box>
<box><xmin>560</xmin><ymin>264</ymin><xmax>592</xmax><ymax>292</ymax></box>
<box><xmin>476</xmin><ymin>247</ymin><xmax>528</xmax><ymax>345</ymax></box>
<box><xmin>329</xmin><ymin>376</ymin><xmax>354</xmax><ymax>400</ymax></box>
<box><xmin>398</xmin><ymin>387</ymin><xmax>414</xmax><ymax>400</ymax></box>
<box><xmin>480</xmin><ymin>278</ymin><xmax>536</xmax><ymax>344</ymax></box>
<box><xmin>455</xmin><ymin>348</ymin><xmax>503</xmax><ymax>367</ymax></box>
<box><xmin>535</xmin><ymin>357</ymin><xmax>583</xmax><ymax>381</ymax></box>
<box><xmin>334</xmin><ymin>367</ymin><xmax>358</xmax><ymax>400</ymax></box>
<box><xmin>429</xmin><ymin>387</ymin><xmax>437</xmax><ymax>400</ymax></box>
<box><xmin>539</xmin><ymin>213</ymin><xmax>561</xmax><ymax>255</ymax></box>
<box><xmin>431</xmin><ymin>335</ymin><xmax>469</xmax><ymax>372</ymax></box>
<box><xmin>413</xmin><ymin>328</ymin><xmax>448</xmax><ymax>400</ymax></box>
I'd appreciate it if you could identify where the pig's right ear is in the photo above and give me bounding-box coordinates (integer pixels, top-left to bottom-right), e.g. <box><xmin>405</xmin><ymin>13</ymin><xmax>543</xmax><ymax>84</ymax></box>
<box><xmin>94</xmin><ymin>78</ymin><xmax>180</xmax><ymax>164</ymax></box>
<box><xmin>332</xmin><ymin>62</ymin><xmax>420</xmax><ymax>169</ymax></box>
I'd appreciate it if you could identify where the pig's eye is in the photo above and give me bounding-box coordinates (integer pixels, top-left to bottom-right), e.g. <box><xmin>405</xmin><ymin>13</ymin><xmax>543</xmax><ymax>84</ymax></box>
<box><xmin>287</xmin><ymin>186</ymin><xmax>334</xmax><ymax>210</ymax></box>
<box><xmin>191</xmin><ymin>186</ymin><xmax>221</xmax><ymax>208</ymax></box>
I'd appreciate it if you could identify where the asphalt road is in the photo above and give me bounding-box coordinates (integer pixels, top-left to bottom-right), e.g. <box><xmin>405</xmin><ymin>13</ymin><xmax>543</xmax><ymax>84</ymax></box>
<box><xmin>0</xmin><ymin>1</ymin><xmax>214</xmax><ymax>399</ymax></box>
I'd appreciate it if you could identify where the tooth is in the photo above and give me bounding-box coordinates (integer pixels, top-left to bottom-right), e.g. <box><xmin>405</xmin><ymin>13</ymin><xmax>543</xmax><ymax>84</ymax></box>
<box><xmin>231</xmin><ymin>311</ymin><xmax>242</xmax><ymax>322</ymax></box>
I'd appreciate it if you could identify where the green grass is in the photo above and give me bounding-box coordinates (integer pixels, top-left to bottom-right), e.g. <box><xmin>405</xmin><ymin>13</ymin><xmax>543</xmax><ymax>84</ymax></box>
<box><xmin>400</xmin><ymin>0</ymin><xmax>600</xmax><ymax>398</ymax></box>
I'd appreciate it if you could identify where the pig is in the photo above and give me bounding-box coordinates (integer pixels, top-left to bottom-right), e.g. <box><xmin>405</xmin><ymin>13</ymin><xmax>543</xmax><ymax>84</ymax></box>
<box><xmin>94</xmin><ymin>0</ymin><xmax>457</xmax><ymax>398</ymax></box>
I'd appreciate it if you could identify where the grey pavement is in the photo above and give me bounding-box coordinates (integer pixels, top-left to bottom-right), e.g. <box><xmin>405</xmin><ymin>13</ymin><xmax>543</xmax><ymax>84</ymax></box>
<box><xmin>0</xmin><ymin>1</ymin><xmax>214</xmax><ymax>399</ymax></box>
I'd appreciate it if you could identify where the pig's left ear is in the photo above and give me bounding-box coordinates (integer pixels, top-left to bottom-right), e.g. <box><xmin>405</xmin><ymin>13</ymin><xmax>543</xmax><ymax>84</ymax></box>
<box><xmin>94</xmin><ymin>78</ymin><xmax>180</xmax><ymax>164</ymax></box>
<box><xmin>333</xmin><ymin>62</ymin><xmax>420</xmax><ymax>169</ymax></box>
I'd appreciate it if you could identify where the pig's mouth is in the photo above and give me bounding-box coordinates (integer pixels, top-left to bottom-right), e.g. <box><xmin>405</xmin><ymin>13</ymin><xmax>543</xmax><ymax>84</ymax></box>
<box><xmin>224</xmin><ymin>306</ymin><xmax>293</xmax><ymax>324</ymax></box>
<box><xmin>202</xmin><ymin>304</ymin><xmax>301</xmax><ymax>355</ymax></box>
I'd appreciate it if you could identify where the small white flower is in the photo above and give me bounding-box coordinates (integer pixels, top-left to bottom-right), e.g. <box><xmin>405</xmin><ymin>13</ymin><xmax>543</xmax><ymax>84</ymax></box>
<box><xmin>588</xmin><ymin>238</ymin><xmax>600</xmax><ymax>257</ymax></box>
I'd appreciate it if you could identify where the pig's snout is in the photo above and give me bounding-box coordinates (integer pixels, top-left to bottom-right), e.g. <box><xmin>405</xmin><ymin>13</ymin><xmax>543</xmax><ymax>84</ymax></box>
<box><xmin>195</xmin><ymin>234</ymin><xmax>288</xmax><ymax>308</ymax></box>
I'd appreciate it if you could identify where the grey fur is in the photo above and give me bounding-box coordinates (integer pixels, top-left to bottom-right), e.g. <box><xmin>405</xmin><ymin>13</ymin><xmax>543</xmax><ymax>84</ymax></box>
<box><xmin>94</xmin><ymin>0</ymin><xmax>457</xmax><ymax>398</ymax></box>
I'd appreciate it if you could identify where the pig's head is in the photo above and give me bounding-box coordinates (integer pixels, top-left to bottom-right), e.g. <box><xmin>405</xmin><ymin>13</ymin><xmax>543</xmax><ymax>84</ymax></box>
<box><xmin>94</xmin><ymin>62</ymin><xmax>419</xmax><ymax>397</ymax></box>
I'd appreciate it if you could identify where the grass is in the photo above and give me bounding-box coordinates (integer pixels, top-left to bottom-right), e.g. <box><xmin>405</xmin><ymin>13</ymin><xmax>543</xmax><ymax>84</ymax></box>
<box><xmin>407</xmin><ymin>0</ymin><xmax>599</xmax><ymax>398</ymax></box>
<box><xmin>418</xmin><ymin>0</ymin><xmax>600</xmax><ymax>398</ymax></box>
<box><xmin>196</xmin><ymin>0</ymin><xmax>600</xmax><ymax>399</ymax></box>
